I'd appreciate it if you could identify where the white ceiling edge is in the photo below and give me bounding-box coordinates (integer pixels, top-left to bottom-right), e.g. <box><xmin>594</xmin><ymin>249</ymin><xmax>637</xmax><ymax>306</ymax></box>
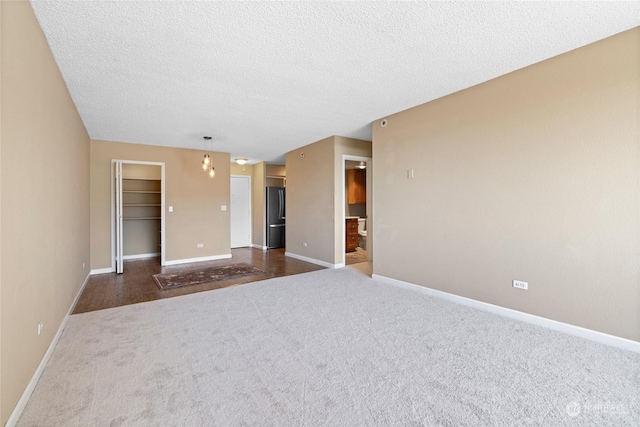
<box><xmin>30</xmin><ymin>1</ymin><xmax>640</xmax><ymax>163</ymax></box>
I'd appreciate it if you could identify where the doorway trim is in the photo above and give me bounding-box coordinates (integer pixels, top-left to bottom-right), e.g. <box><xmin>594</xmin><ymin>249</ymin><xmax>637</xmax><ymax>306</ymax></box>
<box><xmin>230</xmin><ymin>175</ymin><xmax>252</xmax><ymax>248</ymax></box>
<box><xmin>341</xmin><ymin>154</ymin><xmax>372</xmax><ymax>268</ymax></box>
<box><xmin>111</xmin><ymin>159</ymin><xmax>166</xmax><ymax>272</ymax></box>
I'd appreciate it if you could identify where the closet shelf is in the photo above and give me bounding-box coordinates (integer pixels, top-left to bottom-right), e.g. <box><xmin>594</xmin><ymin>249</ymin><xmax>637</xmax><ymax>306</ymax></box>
<box><xmin>123</xmin><ymin>217</ymin><xmax>161</xmax><ymax>221</ymax></box>
<box><xmin>121</xmin><ymin>190</ymin><xmax>161</xmax><ymax>194</ymax></box>
<box><xmin>115</xmin><ymin>172</ymin><xmax>162</xmax><ymax>273</ymax></box>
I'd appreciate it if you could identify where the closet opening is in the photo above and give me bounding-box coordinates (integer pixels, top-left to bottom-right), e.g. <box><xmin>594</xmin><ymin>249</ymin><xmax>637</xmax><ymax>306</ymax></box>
<box><xmin>111</xmin><ymin>160</ymin><xmax>166</xmax><ymax>274</ymax></box>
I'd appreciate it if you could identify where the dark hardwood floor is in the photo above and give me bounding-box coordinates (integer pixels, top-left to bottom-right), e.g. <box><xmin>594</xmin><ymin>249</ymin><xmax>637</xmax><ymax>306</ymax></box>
<box><xmin>73</xmin><ymin>248</ymin><xmax>325</xmax><ymax>314</ymax></box>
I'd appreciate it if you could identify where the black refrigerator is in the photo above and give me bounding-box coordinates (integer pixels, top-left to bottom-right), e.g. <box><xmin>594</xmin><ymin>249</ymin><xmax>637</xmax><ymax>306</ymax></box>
<box><xmin>266</xmin><ymin>186</ymin><xmax>286</xmax><ymax>249</ymax></box>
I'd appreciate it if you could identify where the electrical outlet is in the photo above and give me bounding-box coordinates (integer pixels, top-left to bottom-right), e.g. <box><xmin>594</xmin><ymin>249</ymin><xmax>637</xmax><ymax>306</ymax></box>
<box><xmin>197</xmin><ymin>243</ymin><xmax>204</xmax><ymax>248</ymax></box>
<box><xmin>303</xmin><ymin>242</ymin><xmax>308</xmax><ymax>247</ymax></box>
<box><xmin>82</xmin><ymin>263</ymin><xmax>85</xmax><ymax>269</ymax></box>
<box><xmin>37</xmin><ymin>320</ymin><xmax>44</xmax><ymax>335</ymax></box>
<box><xmin>513</xmin><ymin>280</ymin><xmax>528</xmax><ymax>290</ymax></box>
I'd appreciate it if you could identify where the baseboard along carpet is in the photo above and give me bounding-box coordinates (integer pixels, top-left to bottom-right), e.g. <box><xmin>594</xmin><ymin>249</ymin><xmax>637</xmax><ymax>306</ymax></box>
<box><xmin>17</xmin><ymin>267</ymin><xmax>640</xmax><ymax>426</ymax></box>
<box><xmin>152</xmin><ymin>263</ymin><xmax>265</xmax><ymax>290</ymax></box>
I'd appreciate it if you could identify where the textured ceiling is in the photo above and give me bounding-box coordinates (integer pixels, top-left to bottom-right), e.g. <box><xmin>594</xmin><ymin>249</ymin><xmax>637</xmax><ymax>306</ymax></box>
<box><xmin>31</xmin><ymin>1</ymin><xmax>640</xmax><ymax>164</ymax></box>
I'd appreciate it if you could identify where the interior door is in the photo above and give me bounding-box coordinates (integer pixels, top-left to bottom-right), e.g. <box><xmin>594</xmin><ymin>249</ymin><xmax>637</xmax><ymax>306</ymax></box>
<box><xmin>115</xmin><ymin>161</ymin><xmax>124</xmax><ymax>273</ymax></box>
<box><xmin>230</xmin><ymin>176</ymin><xmax>251</xmax><ymax>248</ymax></box>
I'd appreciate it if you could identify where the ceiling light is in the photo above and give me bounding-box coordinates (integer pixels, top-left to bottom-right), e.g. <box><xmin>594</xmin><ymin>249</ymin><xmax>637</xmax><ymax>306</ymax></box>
<box><xmin>357</xmin><ymin>161</ymin><xmax>366</xmax><ymax>169</ymax></box>
<box><xmin>201</xmin><ymin>136</ymin><xmax>215</xmax><ymax>178</ymax></box>
<box><xmin>235</xmin><ymin>158</ymin><xmax>248</xmax><ymax>165</ymax></box>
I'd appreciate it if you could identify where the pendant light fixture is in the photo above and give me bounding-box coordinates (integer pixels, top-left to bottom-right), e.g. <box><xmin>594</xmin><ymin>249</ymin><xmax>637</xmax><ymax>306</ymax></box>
<box><xmin>201</xmin><ymin>136</ymin><xmax>215</xmax><ymax>178</ymax></box>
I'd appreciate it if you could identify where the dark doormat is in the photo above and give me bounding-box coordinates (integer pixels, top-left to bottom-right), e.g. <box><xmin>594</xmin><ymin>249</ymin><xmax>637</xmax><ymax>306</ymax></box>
<box><xmin>153</xmin><ymin>263</ymin><xmax>265</xmax><ymax>290</ymax></box>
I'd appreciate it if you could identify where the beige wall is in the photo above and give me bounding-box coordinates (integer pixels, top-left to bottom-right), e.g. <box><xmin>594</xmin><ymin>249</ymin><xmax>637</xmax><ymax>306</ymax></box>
<box><xmin>286</xmin><ymin>137</ymin><xmax>335</xmax><ymax>263</ymax></box>
<box><xmin>286</xmin><ymin>136</ymin><xmax>371</xmax><ymax>265</ymax></box>
<box><xmin>230</xmin><ymin>163</ymin><xmax>252</xmax><ymax>177</ymax></box>
<box><xmin>373</xmin><ymin>28</ymin><xmax>640</xmax><ymax>341</ymax></box>
<box><xmin>345</xmin><ymin>201</ymin><xmax>366</xmax><ymax>219</ymax></box>
<box><xmin>122</xmin><ymin>163</ymin><xmax>161</xmax><ymax>180</ymax></box>
<box><xmin>123</xmin><ymin>220</ymin><xmax>160</xmax><ymax>256</ymax></box>
<box><xmin>1</xmin><ymin>1</ymin><xmax>91</xmax><ymax>423</ymax></box>
<box><xmin>91</xmin><ymin>140</ymin><xmax>230</xmax><ymax>269</ymax></box>
<box><xmin>252</xmin><ymin>162</ymin><xmax>266</xmax><ymax>248</ymax></box>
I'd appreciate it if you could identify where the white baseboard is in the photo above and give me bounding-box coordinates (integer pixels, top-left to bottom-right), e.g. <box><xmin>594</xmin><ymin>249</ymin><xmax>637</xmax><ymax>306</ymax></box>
<box><xmin>251</xmin><ymin>244</ymin><xmax>268</xmax><ymax>251</ymax></box>
<box><xmin>284</xmin><ymin>252</ymin><xmax>342</xmax><ymax>269</ymax></box>
<box><xmin>164</xmin><ymin>254</ymin><xmax>232</xmax><ymax>266</ymax></box>
<box><xmin>372</xmin><ymin>274</ymin><xmax>640</xmax><ymax>354</ymax></box>
<box><xmin>92</xmin><ymin>253</ymin><xmax>233</xmax><ymax>272</ymax></box>
<box><xmin>90</xmin><ymin>267</ymin><xmax>113</xmax><ymax>275</ymax></box>
<box><xmin>122</xmin><ymin>252</ymin><xmax>160</xmax><ymax>260</ymax></box>
<box><xmin>6</xmin><ymin>272</ymin><xmax>91</xmax><ymax>427</ymax></box>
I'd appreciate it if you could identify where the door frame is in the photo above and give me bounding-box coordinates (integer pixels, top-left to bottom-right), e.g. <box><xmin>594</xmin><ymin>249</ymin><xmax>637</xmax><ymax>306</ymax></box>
<box><xmin>111</xmin><ymin>159</ymin><xmax>166</xmax><ymax>272</ymax></box>
<box><xmin>341</xmin><ymin>155</ymin><xmax>372</xmax><ymax>267</ymax></box>
<box><xmin>230</xmin><ymin>175</ymin><xmax>252</xmax><ymax>248</ymax></box>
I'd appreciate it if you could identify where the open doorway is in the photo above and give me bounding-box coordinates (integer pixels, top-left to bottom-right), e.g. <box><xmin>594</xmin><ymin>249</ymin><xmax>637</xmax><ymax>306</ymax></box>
<box><xmin>342</xmin><ymin>155</ymin><xmax>372</xmax><ymax>267</ymax></box>
<box><xmin>111</xmin><ymin>160</ymin><xmax>166</xmax><ymax>273</ymax></box>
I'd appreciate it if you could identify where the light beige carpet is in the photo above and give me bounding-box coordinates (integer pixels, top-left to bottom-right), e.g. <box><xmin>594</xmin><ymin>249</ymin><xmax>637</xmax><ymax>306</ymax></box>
<box><xmin>17</xmin><ymin>267</ymin><xmax>640</xmax><ymax>426</ymax></box>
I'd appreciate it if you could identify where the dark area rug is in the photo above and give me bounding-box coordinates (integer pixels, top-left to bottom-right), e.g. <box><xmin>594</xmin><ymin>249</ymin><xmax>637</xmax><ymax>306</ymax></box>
<box><xmin>153</xmin><ymin>263</ymin><xmax>265</xmax><ymax>290</ymax></box>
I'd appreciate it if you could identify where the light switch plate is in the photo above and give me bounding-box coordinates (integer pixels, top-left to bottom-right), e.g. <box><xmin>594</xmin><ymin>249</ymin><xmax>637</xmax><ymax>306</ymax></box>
<box><xmin>513</xmin><ymin>280</ymin><xmax>528</xmax><ymax>290</ymax></box>
<box><xmin>221</xmin><ymin>205</ymin><xmax>227</xmax><ymax>211</ymax></box>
